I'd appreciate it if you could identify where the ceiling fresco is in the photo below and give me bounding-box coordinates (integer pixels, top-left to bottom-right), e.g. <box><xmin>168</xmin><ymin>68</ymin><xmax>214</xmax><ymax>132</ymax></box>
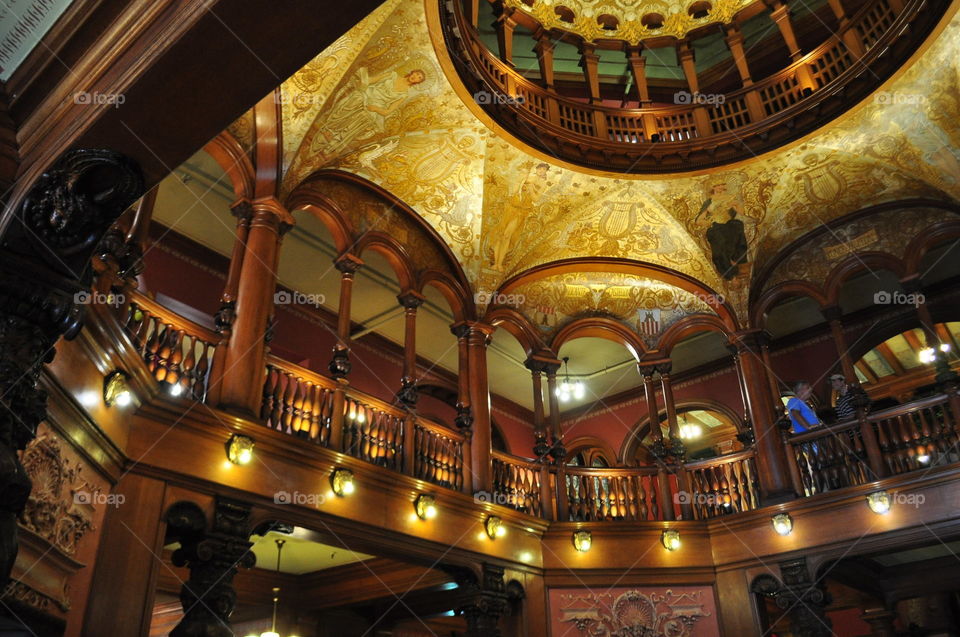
<box><xmin>503</xmin><ymin>0</ymin><xmax>757</xmax><ymax>43</ymax></box>
<box><xmin>275</xmin><ymin>0</ymin><xmax>960</xmax><ymax>327</ymax></box>
<box><xmin>507</xmin><ymin>271</ymin><xmax>717</xmax><ymax>348</ymax></box>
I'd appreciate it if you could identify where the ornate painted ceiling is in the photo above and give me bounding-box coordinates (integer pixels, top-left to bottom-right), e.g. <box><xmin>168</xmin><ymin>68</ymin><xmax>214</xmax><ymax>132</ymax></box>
<box><xmin>273</xmin><ymin>0</ymin><xmax>960</xmax><ymax>327</ymax></box>
<box><xmin>503</xmin><ymin>0</ymin><xmax>757</xmax><ymax>43</ymax></box>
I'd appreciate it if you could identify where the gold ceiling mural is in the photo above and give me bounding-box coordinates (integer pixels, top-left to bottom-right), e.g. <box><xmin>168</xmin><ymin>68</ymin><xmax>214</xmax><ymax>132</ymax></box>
<box><xmin>508</xmin><ymin>271</ymin><xmax>717</xmax><ymax>348</ymax></box>
<box><xmin>275</xmin><ymin>0</ymin><xmax>960</xmax><ymax>328</ymax></box>
<box><xmin>503</xmin><ymin>0</ymin><xmax>756</xmax><ymax>43</ymax></box>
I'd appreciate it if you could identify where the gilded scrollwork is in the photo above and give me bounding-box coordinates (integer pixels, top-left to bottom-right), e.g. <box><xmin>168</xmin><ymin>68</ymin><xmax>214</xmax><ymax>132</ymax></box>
<box><xmin>556</xmin><ymin>588</ymin><xmax>714</xmax><ymax>636</ymax></box>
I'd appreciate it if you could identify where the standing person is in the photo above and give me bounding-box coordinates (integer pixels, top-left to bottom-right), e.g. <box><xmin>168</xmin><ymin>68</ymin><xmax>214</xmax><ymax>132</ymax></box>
<box><xmin>830</xmin><ymin>373</ymin><xmax>869</xmax><ymax>422</ymax></box>
<box><xmin>787</xmin><ymin>381</ymin><xmax>821</xmax><ymax>433</ymax></box>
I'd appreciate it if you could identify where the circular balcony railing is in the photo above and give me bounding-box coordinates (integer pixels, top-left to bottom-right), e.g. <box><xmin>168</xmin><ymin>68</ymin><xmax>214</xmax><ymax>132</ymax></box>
<box><xmin>441</xmin><ymin>0</ymin><xmax>948</xmax><ymax>172</ymax></box>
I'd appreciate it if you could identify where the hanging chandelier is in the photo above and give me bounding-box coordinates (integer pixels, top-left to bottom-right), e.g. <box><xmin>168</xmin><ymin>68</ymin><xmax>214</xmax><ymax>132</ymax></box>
<box><xmin>556</xmin><ymin>357</ymin><xmax>585</xmax><ymax>402</ymax></box>
<box><xmin>678</xmin><ymin>413</ymin><xmax>702</xmax><ymax>440</ymax></box>
<box><xmin>245</xmin><ymin>538</ymin><xmax>299</xmax><ymax>637</ymax></box>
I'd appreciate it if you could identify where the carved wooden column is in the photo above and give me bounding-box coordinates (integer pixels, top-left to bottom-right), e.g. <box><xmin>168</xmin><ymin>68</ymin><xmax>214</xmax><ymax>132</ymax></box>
<box><xmin>397</xmin><ymin>290</ymin><xmax>425</xmax><ymax>406</ymax></box>
<box><xmin>678</xmin><ymin>43</ymin><xmax>712</xmax><ymax>135</ymax></box>
<box><xmin>626</xmin><ymin>46</ymin><xmax>660</xmax><ymax>140</ymax></box>
<box><xmin>494</xmin><ymin>8</ymin><xmax>517</xmax><ymax>65</ymax></box>
<box><xmin>821</xmin><ymin>305</ymin><xmax>857</xmax><ymax>383</ymax></box>
<box><xmin>452</xmin><ymin>323</ymin><xmax>474</xmax><ymax>491</ymax></box>
<box><xmin>826</xmin><ymin>0</ymin><xmax>867</xmax><ymax>57</ymax></box>
<box><xmin>329</xmin><ymin>252</ymin><xmax>363</xmax><ymax>379</ymax></box>
<box><xmin>525</xmin><ymin>357</ymin><xmax>551</xmax><ymax>459</ymax></box>
<box><xmin>724</xmin><ymin>26</ymin><xmax>766</xmax><ymax>122</ymax></box>
<box><xmin>658</xmin><ymin>362</ymin><xmax>684</xmax><ymax>460</ymax></box>
<box><xmin>579</xmin><ymin>43</ymin><xmax>602</xmax><ymax>103</ymax></box>
<box><xmin>467</xmin><ymin>323</ymin><xmax>495</xmax><ymax>493</ymax></box>
<box><xmin>167</xmin><ymin>498</ymin><xmax>256</xmax><ymax>636</ymax></box>
<box><xmin>534</xmin><ymin>33</ymin><xmax>556</xmax><ymax>90</ymax></box>
<box><xmin>752</xmin><ymin>557</ymin><xmax>833</xmax><ymax>637</ymax></box>
<box><xmin>0</xmin><ymin>150</ymin><xmax>142</xmax><ymax>590</ymax></box>
<box><xmin>545</xmin><ymin>362</ymin><xmax>565</xmax><ymax>462</ymax></box>
<box><xmin>639</xmin><ymin>364</ymin><xmax>674</xmax><ymax>520</ymax></box>
<box><xmin>731</xmin><ymin>330</ymin><xmax>795</xmax><ymax>502</ymax></box>
<box><xmin>216</xmin><ymin>199</ymin><xmax>292</xmax><ymax>417</ymax></box>
<box><xmin>903</xmin><ymin>276</ymin><xmax>957</xmax><ymax>385</ymax></box>
<box><xmin>454</xmin><ymin>563</ymin><xmax>509</xmax><ymax>637</ymax></box>
<box><xmin>212</xmin><ymin>200</ymin><xmax>253</xmax><ymax>335</ymax></box>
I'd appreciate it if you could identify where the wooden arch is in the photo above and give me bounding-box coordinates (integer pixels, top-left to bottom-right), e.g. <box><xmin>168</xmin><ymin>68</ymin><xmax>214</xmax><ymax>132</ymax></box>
<box><xmin>564</xmin><ymin>435</ymin><xmax>619</xmax><ymax>467</ymax></box>
<box><xmin>551</xmin><ymin>316</ymin><xmax>646</xmax><ymax>359</ymax></box>
<box><xmin>484</xmin><ymin>307</ymin><xmax>546</xmax><ymax>357</ymax></box>
<box><xmin>904</xmin><ymin>219</ymin><xmax>960</xmax><ymax>275</ymax></box>
<box><xmin>750</xmin><ymin>281</ymin><xmax>830</xmax><ymax>329</ymax></box>
<box><xmin>497</xmin><ymin>257</ymin><xmax>739</xmax><ymax>329</ymax></box>
<box><xmin>202</xmin><ymin>131</ymin><xmax>255</xmax><ymax>201</ymax></box>
<box><xmin>617</xmin><ymin>398</ymin><xmax>743</xmax><ymax>465</ymax></box>
<box><xmin>285</xmin><ymin>169</ymin><xmax>475</xmax><ymax>321</ymax></box>
<box><xmin>823</xmin><ymin>251</ymin><xmax>907</xmax><ymax>307</ymax></box>
<box><xmin>652</xmin><ymin>313</ymin><xmax>733</xmax><ymax>358</ymax></box>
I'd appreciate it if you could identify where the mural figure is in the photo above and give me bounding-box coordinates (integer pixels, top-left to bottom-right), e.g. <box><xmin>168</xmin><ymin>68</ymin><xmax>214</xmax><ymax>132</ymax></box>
<box><xmin>489</xmin><ymin>162</ymin><xmax>551</xmax><ymax>270</ymax></box>
<box><xmin>312</xmin><ymin>67</ymin><xmax>427</xmax><ymax>164</ymax></box>
<box><xmin>695</xmin><ymin>183</ymin><xmax>749</xmax><ymax>280</ymax></box>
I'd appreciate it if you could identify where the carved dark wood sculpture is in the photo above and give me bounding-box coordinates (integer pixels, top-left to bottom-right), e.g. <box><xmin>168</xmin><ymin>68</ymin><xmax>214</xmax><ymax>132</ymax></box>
<box><xmin>0</xmin><ymin>149</ymin><xmax>142</xmax><ymax>592</ymax></box>
<box><xmin>752</xmin><ymin>557</ymin><xmax>832</xmax><ymax>637</ymax></box>
<box><xmin>166</xmin><ymin>498</ymin><xmax>256</xmax><ymax>636</ymax></box>
<box><xmin>450</xmin><ymin>563</ymin><xmax>509</xmax><ymax>637</ymax></box>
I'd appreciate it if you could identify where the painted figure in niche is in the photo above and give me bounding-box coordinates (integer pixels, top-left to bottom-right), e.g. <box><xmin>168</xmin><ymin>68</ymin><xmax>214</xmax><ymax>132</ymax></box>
<box><xmin>312</xmin><ymin>67</ymin><xmax>427</xmax><ymax>164</ymax></box>
<box><xmin>694</xmin><ymin>183</ymin><xmax>749</xmax><ymax>280</ymax></box>
<box><xmin>489</xmin><ymin>162</ymin><xmax>551</xmax><ymax>270</ymax></box>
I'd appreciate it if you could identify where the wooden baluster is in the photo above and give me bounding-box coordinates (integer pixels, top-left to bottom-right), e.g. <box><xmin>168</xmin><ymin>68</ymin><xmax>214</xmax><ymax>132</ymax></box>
<box><xmin>636</xmin><ymin>476</ymin><xmax>647</xmax><ymax>520</ymax></box>
<box><xmin>308</xmin><ymin>385</ymin><xmax>322</xmax><ymax>442</ymax></box>
<box><xmin>290</xmin><ymin>380</ymin><xmax>306</xmax><ymax>437</ymax></box>
<box><xmin>145</xmin><ymin>321</ymin><xmax>163</xmax><ymax>375</ymax></box>
<box><xmin>179</xmin><ymin>337</ymin><xmax>197</xmax><ymax>395</ymax></box>
<box><xmin>280</xmin><ymin>374</ymin><xmax>297</xmax><ymax>435</ymax></box>
<box><xmin>261</xmin><ymin>366</ymin><xmax>278</xmax><ymax>424</ymax></box>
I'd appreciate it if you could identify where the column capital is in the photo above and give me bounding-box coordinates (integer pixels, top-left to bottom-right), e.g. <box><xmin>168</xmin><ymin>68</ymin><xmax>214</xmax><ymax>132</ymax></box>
<box><xmin>460</xmin><ymin>321</ymin><xmax>495</xmax><ymax>346</ymax></box>
<box><xmin>639</xmin><ymin>359</ymin><xmax>671</xmax><ymax>377</ymax></box>
<box><xmin>900</xmin><ymin>274</ymin><xmax>924</xmax><ymax>295</ymax></box>
<box><xmin>230</xmin><ymin>199</ymin><xmax>253</xmax><ymax>224</ymax></box>
<box><xmin>533</xmin><ymin>33</ymin><xmax>554</xmax><ymax>54</ymax></box>
<box><xmin>334</xmin><ymin>252</ymin><xmax>364</xmax><ymax>275</ymax></box>
<box><xmin>525</xmin><ymin>353</ymin><xmax>562</xmax><ymax>374</ymax></box>
<box><xmin>397</xmin><ymin>289</ymin><xmax>426</xmax><ymax>309</ymax></box>
<box><xmin>250</xmin><ymin>196</ymin><xmax>295</xmax><ymax>227</ymax></box>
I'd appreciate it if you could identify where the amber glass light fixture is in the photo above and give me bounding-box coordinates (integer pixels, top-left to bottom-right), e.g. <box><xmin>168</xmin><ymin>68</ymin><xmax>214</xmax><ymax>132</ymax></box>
<box><xmin>331</xmin><ymin>468</ymin><xmax>355</xmax><ymax>496</ymax></box>
<box><xmin>226</xmin><ymin>434</ymin><xmax>255</xmax><ymax>465</ymax></box>
<box><xmin>772</xmin><ymin>512</ymin><xmax>793</xmax><ymax>535</ymax></box>
<box><xmin>415</xmin><ymin>494</ymin><xmax>438</xmax><ymax>520</ymax></box>
<box><xmin>661</xmin><ymin>529</ymin><xmax>681</xmax><ymax>551</ymax></box>
<box><xmin>866</xmin><ymin>491</ymin><xmax>891</xmax><ymax>514</ymax></box>
<box><xmin>103</xmin><ymin>371</ymin><xmax>133</xmax><ymax>407</ymax></box>
<box><xmin>485</xmin><ymin>515</ymin><xmax>506</xmax><ymax>539</ymax></box>
<box><xmin>245</xmin><ymin>540</ymin><xmax>299</xmax><ymax>637</ymax></box>
<box><xmin>573</xmin><ymin>529</ymin><xmax>592</xmax><ymax>552</ymax></box>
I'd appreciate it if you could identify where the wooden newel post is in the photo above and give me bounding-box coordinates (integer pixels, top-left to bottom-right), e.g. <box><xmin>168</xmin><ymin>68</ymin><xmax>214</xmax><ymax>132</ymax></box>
<box><xmin>782</xmin><ymin>428</ymin><xmax>805</xmax><ymax>496</ymax></box>
<box><xmin>539</xmin><ymin>463</ymin><xmax>555</xmax><ymax>520</ymax></box>
<box><xmin>858</xmin><ymin>407</ymin><xmax>886</xmax><ymax>479</ymax></box>
<box><xmin>658</xmin><ymin>467</ymin><xmax>676</xmax><ymax>521</ymax></box>
<box><xmin>466</xmin><ymin>323</ymin><xmax>495</xmax><ymax>494</ymax></box>
<box><xmin>216</xmin><ymin>198</ymin><xmax>292</xmax><ymax>418</ymax></box>
<box><xmin>402</xmin><ymin>413</ymin><xmax>416</xmax><ymax>476</ymax></box>
<box><xmin>731</xmin><ymin>330</ymin><xmax>796</xmax><ymax>503</ymax></box>
<box><xmin>451</xmin><ymin>323</ymin><xmax>474</xmax><ymax>494</ymax></box>
<box><xmin>677</xmin><ymin>465</ymin><xmax>695</xmax><ymax>520</ymax></box>
<box><xmin>397</xmin><ymin>290</ymin><xmax>425</xmax><ymax>406</ymax></box>
<box><xmin>555</xmin><ymin>465</ymin><xmax>569</xmax><ymax>521</ymax></box>
<box><xmin>328</xmin><ymin>378</ymin><xmax>348</xmax><ymax>452</ymax></box>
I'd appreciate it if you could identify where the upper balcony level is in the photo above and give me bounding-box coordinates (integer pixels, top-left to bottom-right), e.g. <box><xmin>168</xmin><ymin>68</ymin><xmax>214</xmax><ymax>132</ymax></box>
<box><xmin>440</xmin><ymin>0</ymin><xmax>949</xmax><ymax>171</ymax></box>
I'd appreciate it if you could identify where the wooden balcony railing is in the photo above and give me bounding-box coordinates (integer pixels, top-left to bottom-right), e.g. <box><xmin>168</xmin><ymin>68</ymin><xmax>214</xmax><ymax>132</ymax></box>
<box><xmin>121</xmin><ymin>291</ymin><xmax>219</xmax><ymax>401</ymax></box>
<box><xmin>491</xmin><ymin>451</ymin><xmax>545</xmax><ymax>517</ymax></box>
<box><xmin>261</xmin><ymin>356</ymin><xmax>467</xmax><ymax>489</ymax></box>
<box><xmin>788</xmin><ymin>393</ymin><xmax>960</xmax><ymax>496</ymax></box>
<box><xmin>684</xmin><ymin>450</ymin><xmax>760</xmax><ymax>518</ymax></box>
<box><xmin>112</xmin><ymin>294</ymin><xmax>960</xmax><ymax>521</ymax></box>
<box><xmin>442</xmin><ymin>0</ymin><xmax>941</xmax><ymax>172</ymax></box>
<box><xmin>563</xmin><ymin>466</ymin><xmax>663</xmax><ymax>522</ymax></box>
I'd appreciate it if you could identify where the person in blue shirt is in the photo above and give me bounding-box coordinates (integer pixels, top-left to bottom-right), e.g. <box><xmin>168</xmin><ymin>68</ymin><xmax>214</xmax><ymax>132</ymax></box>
<box><xmin>787</xmin><ymin>381</ymin><xmax>821</xmax><ymax>433</ymax></box>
